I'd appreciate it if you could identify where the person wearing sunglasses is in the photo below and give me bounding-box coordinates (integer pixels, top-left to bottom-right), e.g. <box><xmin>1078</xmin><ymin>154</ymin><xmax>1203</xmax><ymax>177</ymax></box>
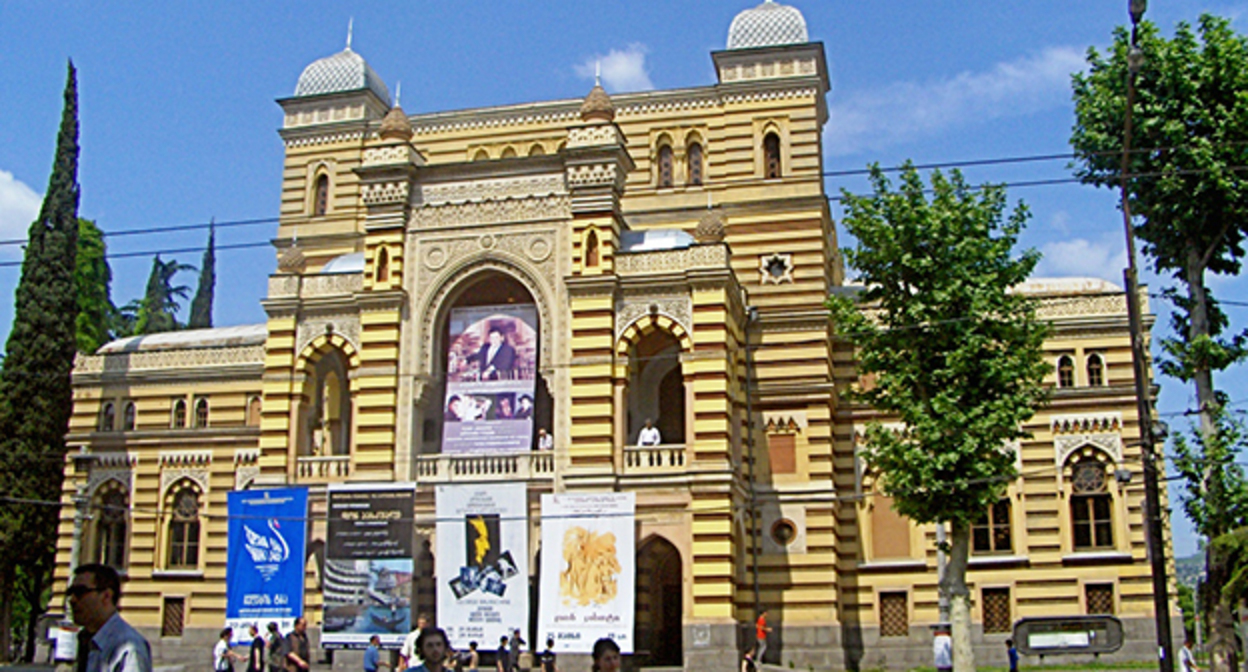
<box><xmin>68</xmin><ymin>563</ymin><xmax>151</xmax><ymax>672</ymax></box>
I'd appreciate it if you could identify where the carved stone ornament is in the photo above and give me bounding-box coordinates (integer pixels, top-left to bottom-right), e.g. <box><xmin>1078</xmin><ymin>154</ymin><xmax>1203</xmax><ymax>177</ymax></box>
<box><xmin>159</xmin><ymin>450</ymin><xmax>212</xmax><ymax>496</ymax></box>
<box><xmin>580</xmin><ymin>84</ymin><xmax>615</xmax><ymax>123</ymax></box>
<box><xmin>694</xmin><ymin>209</ymin><xmax>727</xmax><ymax>243</ymax></box>
<box><xmin>297</xmin><ymin>314</ymin><xmax>362</xmax><ymax>356</ymax></box>
<box><xmin>411</xmin><ymin>195</ymin><xmax>570</xmax><ymax>229</ymax></box>
<box><xmin>362</xmin><ymin>180</ymin><xmax>410</xmax><ymax>206</ymax></box>
<box><xmin>567</xmin><ymin>124</ymin><xmax>622</xmax><ymax>149</ymax></box>
<box><xmin>76</xmin><ymin>346</ymin><xmax>264</xmax><ymax>375</ymax></box>
<box><xmin>363</xmin><ymin>145</ymin><xmax>413</xmax><ymax>167</ymax></box>
<box><xmin>87</xmin><ymin>453</ymin><xmax>136</xmax><ymax>499</ymax></box>
<box><xmin>615</xmin><ymin>295</ymin><xmax>692</xmax><ymax>342</ymax></box>
<box><xmin>234</xmin><ymin>449</ymin><xmax>260</xmax><ymax>491</ymax></box>
<box><xmin>378</xmin><ymin>105</ymin><xmax>414</xmax><ymax>142</ymax></box>
<box><xmin>567</xmin><ymin>163</ymin><xmax>622</xmax><ymax>189</ymax></box>
<box><xmin>420</xmin><ymin>174</ymin><xmax>565</xmax><ymax>206</ymax></box>
<box><xmin>614</xmin><ymin>245</ymin><xmax>729</xmax><ymax>276</ymax></box>
<box><xmin>759</xmin><ymin>252</ymin><xmax>794</xmax><ymax>285</ymax></box>
<box><xmin>278</xmin><ymin>245</ymin><xmax>307</xmax><ymax>274</ymax></box>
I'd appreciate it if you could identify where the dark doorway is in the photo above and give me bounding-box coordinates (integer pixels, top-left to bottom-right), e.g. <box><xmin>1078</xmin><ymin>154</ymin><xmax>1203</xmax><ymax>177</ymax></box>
<box><xmin>635</xmin><ymin>536</ymin><xmax>683</xmax><ymax>666</ymax></box>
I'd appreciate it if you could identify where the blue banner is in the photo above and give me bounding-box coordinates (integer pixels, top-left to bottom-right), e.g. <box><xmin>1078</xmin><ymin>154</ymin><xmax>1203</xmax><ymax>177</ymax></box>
<box><xmin>227</xmin><ymin>487</ymin><xmax>309</xmax><ymax>639</ymax></box>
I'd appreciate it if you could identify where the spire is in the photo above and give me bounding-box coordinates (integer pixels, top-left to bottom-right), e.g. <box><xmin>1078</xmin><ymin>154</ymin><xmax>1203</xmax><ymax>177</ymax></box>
<box><xmin>346</xmin><ymin>17</ymin><xmax>354</xmax><ymax>51</ymax></box>
<box><xmin>595</xmin><ymin>61</ymin><xmax>601</xmax><ymax>87</ymax></box>
<box><xmin>395</xmin><ymin>81</ymin><xmax>402</xmax><ymax>107</ymax></box>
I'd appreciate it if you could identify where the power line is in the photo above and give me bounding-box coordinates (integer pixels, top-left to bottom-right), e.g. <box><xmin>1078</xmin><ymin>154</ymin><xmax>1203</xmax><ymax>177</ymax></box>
<box><xmin>0</xmin><ymin>240</ymin><xmax>273</xmax><ymax>268</ymax></box>
<box><xmin>0</xmin><ymin>216</ymin><xmax>277</xmax><ymax>248</ymax></box>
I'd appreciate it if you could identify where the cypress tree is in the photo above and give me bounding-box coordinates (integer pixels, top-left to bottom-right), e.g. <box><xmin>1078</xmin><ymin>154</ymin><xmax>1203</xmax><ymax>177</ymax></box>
<box><xmin>0</xmin><ymin>61</ymin><xmax>81</xmax><ymax>661</ymax></box>
<box><xmin>75</xmin><ymin>218</ymin><xmax>114</xmax><ymax>353</ymax></box>
<box><xmin>134</xmin><ymin>255</ymin><xmax>191</xmax><ymax>334</ymax></box>
<box><xmin>188</xmin><ymin>222</ymin><xmax>215</xmax><ymax>329</ymax></box>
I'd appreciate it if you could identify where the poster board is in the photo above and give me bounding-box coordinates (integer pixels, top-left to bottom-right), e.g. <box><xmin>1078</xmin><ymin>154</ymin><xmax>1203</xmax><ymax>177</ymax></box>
<box><xmin>226</xmin><ymin>487</ymin><xmax>309</xmax><ymax>639</ymax></box>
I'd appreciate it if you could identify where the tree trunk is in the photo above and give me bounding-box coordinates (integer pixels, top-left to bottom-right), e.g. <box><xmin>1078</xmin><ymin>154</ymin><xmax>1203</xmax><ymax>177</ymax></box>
<box><xmin>0</xmin><ymin>562</ymin><xmax>14</xmax><ymax>663</ymax></box>
<box><xmin>945</xmin><ymin>521</ymin><xmax>976</xmax><ymax>672</ymax></box>
<box><xmin>21</xmin><ymin>561</ymin><xmax>49</xmax><ymax>662</ymax></box>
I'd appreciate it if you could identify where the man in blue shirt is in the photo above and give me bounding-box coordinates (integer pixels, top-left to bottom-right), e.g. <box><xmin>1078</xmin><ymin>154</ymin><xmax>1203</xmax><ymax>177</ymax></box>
<box><xmin>68</xmin><ymin>563</ymin><xmax>152</xmax><ymax>672</ymax></box>
<box><xmin>364</xmin><ymin>635</ymin><xmax>391</xmax><ymax>672</ymax></box>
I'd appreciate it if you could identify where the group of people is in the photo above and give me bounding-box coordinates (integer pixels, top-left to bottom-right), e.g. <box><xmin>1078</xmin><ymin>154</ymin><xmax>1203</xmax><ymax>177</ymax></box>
<box><xmin>214</xmin><ymin>617</ymin><xmax>312</xmax><ymax>672</ymax></box>
<box><xmin>395</xmin><ymin>621</ymin><xmax>619</xmax><ymax>672</ymax></box>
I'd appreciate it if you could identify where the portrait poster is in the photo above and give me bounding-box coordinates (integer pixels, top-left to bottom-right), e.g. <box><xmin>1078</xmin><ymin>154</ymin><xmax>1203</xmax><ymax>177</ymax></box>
<box><xmin>537</xmin><ymin>493</ymin><xmax>635</xmax><ymax>653</ymax></box>
<box><xmin>226</xmin><ymin>487</ymin><xmax>308</xmax><ymax>641</ymax></box>
<box><xmin>322</xmin><ymin>483</ymin><xmax>417</xmax><ymax>649</ymax></box>
<box><xmin>442</xmin><ymin>304</ymin><xmax>538</xmax><ymax>454</ymax></box>
<box><xmin>436</xmin><ymin>483</ymin><xmax>529</xmax><ymax>647</ymax></box>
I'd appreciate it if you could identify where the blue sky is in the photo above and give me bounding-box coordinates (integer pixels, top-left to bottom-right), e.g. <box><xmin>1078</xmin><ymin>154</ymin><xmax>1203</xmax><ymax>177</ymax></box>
<box><xmin>3</xmin><ymin>1</ymin><xmax>1247</xmax><ymax>557</ymax></box>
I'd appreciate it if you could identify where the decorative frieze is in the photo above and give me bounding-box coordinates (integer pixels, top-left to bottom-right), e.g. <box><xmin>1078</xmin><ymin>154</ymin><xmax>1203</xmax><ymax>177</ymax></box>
<box><xmin>296</xmin><ymin>314</ymin><xmax>361</xmax><ymax>356</ymax></box>
<box><xmin>615</xmin><ymin>295</ymin><xmax>693</xmax><ymax>342</ymax></box>
<box><xmin>615</xmin><ymin>245</ymin><xmax>729</xmax><ymax>276</ymax></box>
<box><xmin>567</xmin><ymin>163</ymin><xmax>624</xmax><ymax>189</ymax></box>
<box><xmin>411</xmin><ymin>195</ymin><xmax>570</xmax><ymax>228</ymax></box>
<box><xmin>159</xmin><ymin>450</ymin><xmax>212</xmax><ymax>495</ymax></box>
<box><xmin>420</xmin><ymin>174</ymin><xmax>565</xmax><ymax>206</ymax></box>
<box><xmin>1035</xmin><ymin>294</ymin><xmax>1128</xmax><ymax>319</ymax></box>
<box><xmin>75</xmin><ymin>346</ymin><xmax>265</xmax><ymax>375</ymax></box>
<box><xmin>362</xmin><ymin>180</ymin><xmax>410</xmax><ymax>206</ymax></box>
<box><xmin>362</xmin><ymin>145</ymin><xmax>416</xmax><ymax>167</ymax></box>
<box><xmin>567</xmin><ymin>125</ymin><xmax>623</xmax><ymax>149</ymax></box>
<box><xmin>284</xmin><ymin>131</ymin><xmax>368</xmax><ymax>148</ymax></box>
<box><xmin>300</xmin><ymin>273</ymin><xmax>363</xmax><ymax>298</ymax></box>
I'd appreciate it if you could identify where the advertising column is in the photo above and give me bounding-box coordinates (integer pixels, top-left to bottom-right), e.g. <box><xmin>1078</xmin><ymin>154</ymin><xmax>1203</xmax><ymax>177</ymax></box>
<box><xmin>323</xmin><ymin>483</ymin><xmax>418</xmax><ymax>649</ymax></box>
<box><xmin>436</xmin><ymin>483</ymin><xmax>529</xmax><ymax>647</ymax></box>
<box><xmin>537</xmin><ymin>493</ymin><xmax>636</xmax><ymax>653</ymax></box>
<box><xmin>226</xmin><ymin>487</ymin><xmax>309</xmax><ymax>637</ymax></box>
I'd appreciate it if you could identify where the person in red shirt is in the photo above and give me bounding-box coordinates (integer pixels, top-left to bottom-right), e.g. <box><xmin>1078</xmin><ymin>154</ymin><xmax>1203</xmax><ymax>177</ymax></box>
<box><xmin>755</xmin><ymin>609</ymin><xmax>772</xmax><ymax>663</ymax></box>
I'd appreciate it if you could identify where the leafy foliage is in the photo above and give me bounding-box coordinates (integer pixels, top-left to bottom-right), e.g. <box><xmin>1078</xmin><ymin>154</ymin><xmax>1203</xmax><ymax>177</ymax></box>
<box><xmin>74</xmin><ymin>218</ymin><xmax>114</xmax><ymax>353</ymax></box>
<box><xmin>1171</xmin><ymin>409</ymin><xmax>1248</xmax><ymax>539</ymax></box>
<box><xmin>828</xmin><ymin>165</ymin><xmax>1050</xmax><ymax>527</ymax></box>
<box><xmin>188</xmin><ymin>224</ymin><xmax>214</xmax><ymax>329</ymax></box>
<box><xmin>133</xmin><ymin>254</ymin><xmax>194</xmax><ymax>334</ymax></box>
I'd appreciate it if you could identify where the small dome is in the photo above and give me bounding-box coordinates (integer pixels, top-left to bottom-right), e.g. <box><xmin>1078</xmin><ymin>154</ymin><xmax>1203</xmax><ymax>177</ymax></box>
<box><xmin>322</xmin><ymin>252</ymin><xmax>365</xmax><ymax>274</ymax></box>
<box><xmin>580</xmin><ymin>84</ymin><xmax>615</xmax><ymax>123</ymax></box>
<box><xmin>278</xmin><ymin>245</ymin><xmax>307</xmax><ymax>274</ymax></box>
<box><xmin>295</xmin><ymin>48</ymin><xmax>391</xmax><ymax>103</ymax></box>
<box><xmin>695</xmin><ymin>209</ymin><xmax>727</xmax><ymax>244</ymax></box>
<box><xmin>727</xmin><ymin>1</ymin><xmax>809</xmax><ymax>50</ymax></box>
<box><xmin>379</xmin><ymin>105</ymin><xmax>413</xmax><ymax>141</ymax></box>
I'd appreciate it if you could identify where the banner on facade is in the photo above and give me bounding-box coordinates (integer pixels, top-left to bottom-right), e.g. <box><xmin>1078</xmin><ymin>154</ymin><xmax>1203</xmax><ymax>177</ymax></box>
<box><xmin>442</xmin><ymin>304</ymin><xmax>538</xmax><ymax>453</ymax></box>
<box><xmin>226</xmin><ymin>487</ymin><xmax>309</xmax><ymax>640</ymax></box>
<box><xmin>436</xmin><ymin>483</ymin><xmax>529</xmax><ymax>647</ymax></box>
<box><xmin>537</xmin><ymin>492</ymin><xmax>635</xmax><ymax>653</ymax></box>
<box><xmin>322</xmin><ymin>483</ymin><xmax>417</xmax><ymax>649</ymax></box>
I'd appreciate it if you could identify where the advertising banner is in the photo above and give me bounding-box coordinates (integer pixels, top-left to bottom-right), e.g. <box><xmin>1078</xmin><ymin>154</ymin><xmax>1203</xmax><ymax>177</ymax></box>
<box><xmin>322</xmin><ymin>484</ymin><xmax>417</xmax><ymax>649</ymax></box>
<box><xmin>436</xmin><ymin>483</ymin><xmax>529</xmax><ymax>647</ymax></box>
<box><xmin>226</xmin><ymin>487</ymin><xmax>309</xmax><ymax>639</ymax></box>
<box><xmin>442</xmin><ymin>304</ymin><xmax>538</xmax><ymax>454</ymax></box>
<box><xmin>537</xmin><ymin>493</ymin><xmax>635</xmax><ymax>653</ymax></box>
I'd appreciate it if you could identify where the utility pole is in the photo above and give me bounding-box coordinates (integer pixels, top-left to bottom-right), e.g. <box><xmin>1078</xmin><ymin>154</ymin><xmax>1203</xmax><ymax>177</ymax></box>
<box><xmin>1117</xmin><ymin>2</ymin><xmax>1175</xmax><ymax>670</ymax></box>
<box><xmin>69</xmin><ymin>451</ymin><xmax>93</xmax><ymax>572</ymax></box>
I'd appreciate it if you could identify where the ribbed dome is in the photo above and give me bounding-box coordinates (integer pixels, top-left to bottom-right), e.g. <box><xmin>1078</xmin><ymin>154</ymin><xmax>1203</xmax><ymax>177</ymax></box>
<box><xmin>379</xmin><ymin>105</ymin><xmax>413</xmax><ymax>141</ymax></box>
<box><xmin>295</xmin><ymin>48</ymin><xmax>391</xmax><ymax>103</ymax></box>
<box><xmin>727</xmin><ymin>1</ymin><xmax>809</xmax><ymax>50</ymax></box>
<box><xmin>580</xmin><ymin>84</ymin><xmax>615</xmax><ymax>123</ymax></box>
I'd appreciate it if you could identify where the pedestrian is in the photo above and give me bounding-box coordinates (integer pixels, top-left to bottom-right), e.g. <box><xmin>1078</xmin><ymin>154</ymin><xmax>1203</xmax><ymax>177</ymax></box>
<box><xmin>284</xmin><ymin>618</ymin><xmax>311</xmax><ymax>672</ymax></box>
<box><xmin>265</xmin><ymin>623</ymin><xmax>285</xmax><ymax>672</ymax></box>
<box><xmin>247</xmin><ymin>624</ymin><xmax>266</xmax><ymax>672</ymax></box>
<box><xmin>933</xmin><ymin>624</ymin><xmax>953</xmax><ymax>672</ymax></box>
<box><xmin>400</xmin><ymin>615</ymin><xmax>431</xmax><ymax>670</ymax></box>
<box><xmin>216</xmin><ymin>628</ymin><xmax>247</xmax><ymax>672</ymax></box>
<box><xmin>495</xmin><ymin>637</ymin><xmax>508</xmax><ymax>672</ymax></box>
<box><xmin>1180</xmin><ymin>636</ymin><xmax>1201</xmax><ymax>672</ymax></box>
<box><xmin>754</xmin><ymin>608</ymin><xmax>772</xmax><ymax>663</ymax></box>
<box><xmin>740</xmin><ymin>646</ymin><xmax>756</xmax><ymax>672</ymax></box>
<box><xmin>463</xmin><ymin>642</ymin><xmax>479</xmax><ymax>672</ymax></box>
<box><xmin>408</xmin><ymin>628</ymin><xmax>450</xmax><ymax>672</ymax></box>
<box><xmin>507</xmin><ymin>629</ymin><xmax>525</xmax><ymax>672</ymax></box>
<box><xmin>1006</xmin><ymin>638</ymin><xmax>1019</xmax><ymax>672</ymax></box>
<box><xmin>67</xmin><ymin>562</ymin><xmax>152</xmax><ymax>672</ymax></box>
<box><xmin>537</xmin><ymin>638</ymin><xmax>556</xmax><ymax>672</ymax></box>
<box><xmin>365</xmin><ymin>635</ymin><xmax>392</xmax><ymax>672</ymax></box>
<box><xmin>537</xmin><ymin>428</ymin><xmax>553</xmax><ymax>451</ymax></box>
<box><xmin>590</xmin><ymin>639</ymin><xmax>620</xmax><ymax>672</ymax></box>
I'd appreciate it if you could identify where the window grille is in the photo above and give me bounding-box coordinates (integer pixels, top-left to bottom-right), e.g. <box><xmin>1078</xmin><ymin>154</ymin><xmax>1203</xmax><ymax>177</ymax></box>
<box><xmin>879</xmin><ymin>592</ymin><xmax>908</xmax><ymax>637</ymax></box>
<box><xmin>162</xmin><ymin>597</ymin><xmax>185</xmax><ymax>637</ymax></box>
<box><xmin>982</xmin><ymin>588</ymin><xmax>1012</xmax><ymax>633</ymax></box>
<box><xmin>1086</xmin><ymin>583</ymin><xmax>1115</xmax><ymax>614</ymax></box>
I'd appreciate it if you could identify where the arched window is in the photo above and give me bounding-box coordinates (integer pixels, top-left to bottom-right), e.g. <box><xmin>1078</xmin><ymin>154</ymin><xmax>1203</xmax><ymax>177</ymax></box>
<box><xmin>1087</xmin><ymin>353</ymin><xmax>1105</xmax><ymax>387</ymax></box>
<box><xmin>167</xmin><ymin>485</ymin><xmax>201</xmax><ymax>569</ymax></box>
<box><xmin>763</xmin><ymin>132</ymin><xmax>782</xmax><ymax>179</ymax></box>
<box><xmin>585</xmin><ymin>230</ymin><xmax>600</xmax><ymax>268</ymax></box>
<box><xmin>657</xmin><ymin>145</ymin><xmax>674</xmax><ymax>188</ymax></box>
<box><xmin>313</xmin><ymin>173</ymin><xmax>329</xmax><ymax>216</ymax></box>
<box><xmin>247</xmin><ymin>397</ymin><xmax>263</xmax><ymax>427</ymax></box>
<box><xmin>1071</xmin><ymin>459</ymin><xmax>1114</xmax><ymax>549</ymax></box>
<box><xmin>172</xmin><ymin>399</ymin><xmax>187</xmax><ymax>429</ymax></box>
<box><xmin>529</xmin><ymin>144</ymin><xmax>546</xmax><ymax>157</ymax></box>
<box><xmin>1057</xmin><ymin>355</ymin><xmax>1075</xmax><ymax>388</ymax></box>
<box><xmin>473</xmin><ymin>149</ymin><xmax>490</xmax><ymax>162</ymax></box>
<box><xmin>122</xmin><ymin>402</ymin><xmax>137</xmax><ymax>431</ymax></box>
<box><xmin>376</xmin><ymin>247</ymin><xmax>391</xmax><ymax>284</ymax></box>
<box><xmin>500</xmin><ymin>146</ymin><xmax>518</xmax><ymax>159</ymax></box>
<box><xmin>194</xmin><ymin>398</ymin><xmax>209</xmax><ymax>428</ymax></box>
<box><xmin>94</xmin><ymin>485</ymin><xmax>128</xmax><ymax>568</ymax></box>
<box><xmin>972</xmin><ymin>498</ymin><xmax>1012</xmax><ymax>554</ymax></box>
<box><xmin>686</xmin><ymin>142</ymin><xmax>703</xmax><ymax>186</ymax></box>
<box><xmin>302</xmin><ymin>349</ymin><xmax>352</xmax><ymax>456</ymax></box>
<box><xmin>99</xmin><ymin>403</ymin><xmax>115</xmax><ymax>432</ymax></box>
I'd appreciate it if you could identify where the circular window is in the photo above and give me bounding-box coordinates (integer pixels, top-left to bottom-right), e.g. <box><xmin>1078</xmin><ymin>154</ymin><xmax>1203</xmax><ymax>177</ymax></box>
<box><xmin>770</xmin><ymin>519</ymin><xmax>798</xmax><ymax>547</ymax></box>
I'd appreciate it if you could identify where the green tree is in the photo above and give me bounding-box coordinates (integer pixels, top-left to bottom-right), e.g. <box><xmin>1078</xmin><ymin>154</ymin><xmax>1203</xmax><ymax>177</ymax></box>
<box><xmin>1071</xmin><ymin>16</ymin><xmax>1248</xmax><ymax>670</ymax></box>
<box><xmin>0</xmin><ymin>62</ymin><xmax>80</xmax><ymax>662</ymax></box>
<box><xmin>133</xmin><ymin>254</ymin><xmax>193</xmax><ymax>334</ymax></box>
<box><xmin>75</xmin><ymin>218</ymin><xmax>114</xmax><ymax>353</ymax></box>
<box><xmin>188</xmin><ymin>223</ymin><xmax>215</xmax><ymax>329</ymax></box>
<box><xmin>828</xmin><ymin>165</ymin><xmax>1049</xmax><ymax>672</ymax></box>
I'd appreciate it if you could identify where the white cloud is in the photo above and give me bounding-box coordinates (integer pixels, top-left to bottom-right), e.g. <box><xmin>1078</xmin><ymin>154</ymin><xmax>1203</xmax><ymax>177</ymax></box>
<box><xmin>0</xmin><ymin>170</ymin><xmax>40</xmax><ymax>255</ymax></box>
<box><xmin>826</xmin><ymin>46</ymin><xmax>1087</xmax><ymax>156</ymax></box>
<box><xmin>575</xmin><ymin>43</ymin><xmax>654</xmax><ymax>93</ymax></box>
<box><xmin>1036</xmin><ymin>237</ymin><xmax>1128</xmax><ymax>283</ymax></box>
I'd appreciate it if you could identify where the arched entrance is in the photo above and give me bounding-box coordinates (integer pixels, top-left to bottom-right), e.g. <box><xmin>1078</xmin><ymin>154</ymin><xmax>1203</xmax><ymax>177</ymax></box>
<box><xmin>626</xmin><ymin>330</ymin><xmax>685</xmax><ymax>445</ymax></box>
<box><xmin>635</xmin><ymin>536</ymin><xmax>683</xmax><ymax>667</ymax></box>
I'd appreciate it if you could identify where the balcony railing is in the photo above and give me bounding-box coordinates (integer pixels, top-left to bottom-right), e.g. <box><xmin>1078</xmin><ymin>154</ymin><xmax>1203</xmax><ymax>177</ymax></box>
<box><xmin>622</xmin><ymin>444</ymin><xmax>686</xmax><ymax>474</ymax></box>
<box><xmin>296</xmin><ymin>455</ymin><xmax>351</xmax><ymax>481</ymax></box>
<box><xmin>414</xmin><ymin>451</ymin><xmax>556</xmax><ymax>483</ymax></box>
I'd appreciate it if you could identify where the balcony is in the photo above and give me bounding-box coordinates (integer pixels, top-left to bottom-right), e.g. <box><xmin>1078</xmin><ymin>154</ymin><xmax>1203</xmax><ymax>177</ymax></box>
<box><xmin>296</xmin><ymin>455</ymin><xmax>351</xmax><ymax>482</ymax></box>
<box><xmin>414</xmin><ymin>451</ymin><xmax>556</xmax><ymax>483</ymax></box>
<box><xmin>622</xmin><ymin>444</ymin><xmax>686</xmax><ymax>475</ymax></box>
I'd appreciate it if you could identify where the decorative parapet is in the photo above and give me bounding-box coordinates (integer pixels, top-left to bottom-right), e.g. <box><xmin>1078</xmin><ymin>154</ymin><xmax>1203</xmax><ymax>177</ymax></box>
<box><xmin>615</xmin><ymin>244</ymin><xmax>729</xmax><ymax>276</ymax></box>
<box><xmin>301</xmin><ymin>273</ymin><xmax>363</xmax><ymax>298</ymax></box>
<box><xmin>362</xmin><ymin>145</ymin><xmax>422</xmax><ymax>167</ymax></box>
<box><xmin>763</xmin><ymin>410</ymin><xmax>807</xmax><ymax>433</ymax></box>
<box><xmin>1035</xmin><ymin>293</ymin><xmax>1128</xmax><ymax>319</ymax></box>
<box><xmin>420</xmin><ymin>174</ymin><xmax>565</xmax><ymax>206</ymax></box>
<box><xmin>720</xmin><ymin>58</ymin><xmax>818</xmax><ymax>84</ymax></box>
<box><xmin>361</xmin><ymin>180</ymin><xmax>410</xmax><ymax>206</ymax></box>
<box><xmin>75</xmin><ymin>345</ymin><xmax>265</xmax><ymax>376</ymax></box>
<box><xmin>567</xmin><ymin>163</ymin><xmax>625</xmax><ymax>190</ymax></box>
<box><xmin>567</xmin><ymin>124</ymin><xmax>623</xmax><ymax>149</ymax></box>
<box><xmin>622</xmin><ymin>445</ymin><xmax>686</xmax><ymax>475</ymax></box>
<box><xmin>411</xmin><ymin>195</ymin><xmax>570</xmax><ymax>228</ymax></box>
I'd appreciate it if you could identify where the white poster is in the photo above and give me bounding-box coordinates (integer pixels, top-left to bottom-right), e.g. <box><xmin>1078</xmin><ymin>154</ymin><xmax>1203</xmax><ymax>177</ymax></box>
<box><xmin>538</xmin><ymin>492</ymin><xmax>635</xmax><ymax>653</ymax></box>
<box><xmin>436</xmin><ymin>483</ymin><xmax>529</xmax><ymax>647</ymax></box>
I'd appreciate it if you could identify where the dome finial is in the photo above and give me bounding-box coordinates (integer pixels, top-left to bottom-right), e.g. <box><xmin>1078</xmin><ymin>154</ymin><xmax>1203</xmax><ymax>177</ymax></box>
<box><xmin>395</xmin><ymin>81</ymin><xmax>401</xmax><ymax>107</ymax></box>
<box><xmin>595</xmin><ymin>60</ymin><xmax>602</xmax><ymax>87</ymax></box>
<box><xmin>346</xmin><ymin>17</ymin><xmax>354</xmax><ymax>51</ymax></box>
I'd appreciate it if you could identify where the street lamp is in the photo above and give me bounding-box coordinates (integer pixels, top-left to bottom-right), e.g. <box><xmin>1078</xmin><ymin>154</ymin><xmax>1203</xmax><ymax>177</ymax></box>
<box><xmin>1117</xmin><ymin>2</ymin><xmax>1175</xmax><ymax>671</ymax></box>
